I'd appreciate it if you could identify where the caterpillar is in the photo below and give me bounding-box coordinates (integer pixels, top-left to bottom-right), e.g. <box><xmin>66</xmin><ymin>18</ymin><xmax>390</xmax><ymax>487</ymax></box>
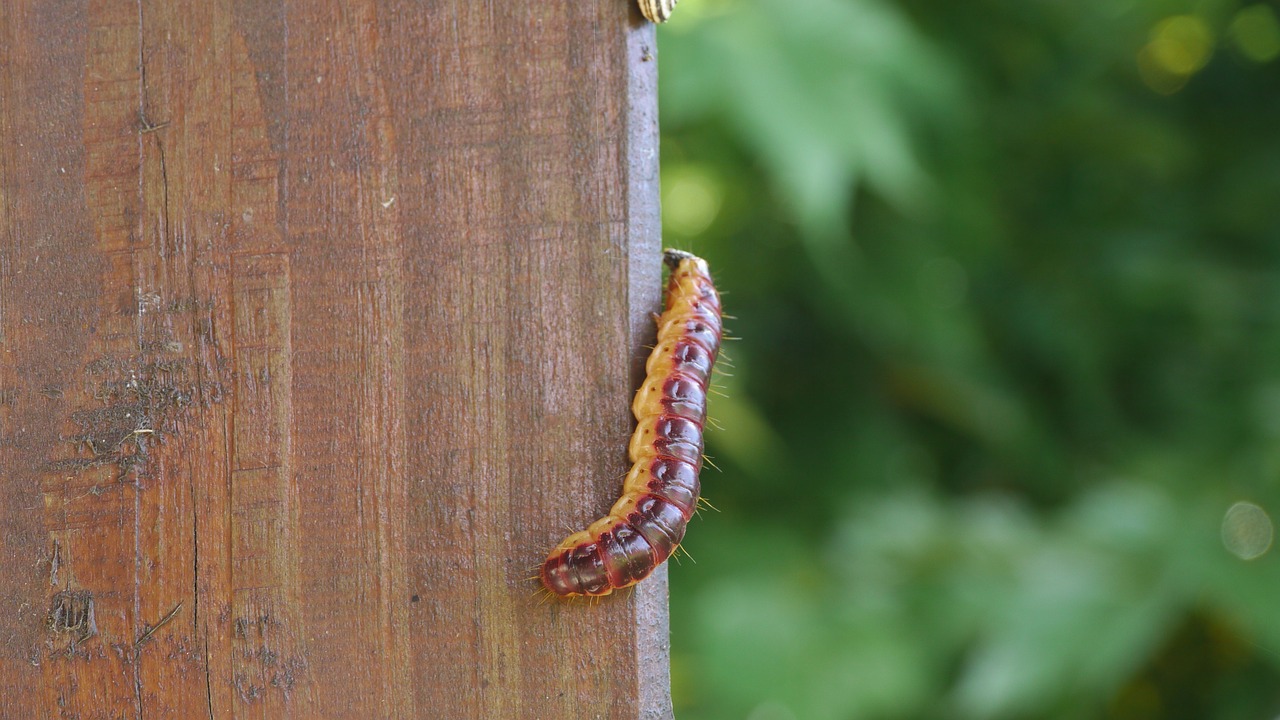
<box><xmin>540</xmin><ymin>249</ymin><xmax>721</xmax><ymax>597</ymax></box>
<box><xmin>638</xmin><ymin>0</ymin><xmax>677</xmax><ymax>23</ymax></box>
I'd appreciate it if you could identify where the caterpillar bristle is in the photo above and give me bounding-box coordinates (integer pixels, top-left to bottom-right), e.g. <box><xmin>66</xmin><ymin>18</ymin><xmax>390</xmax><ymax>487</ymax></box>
<box><xmin>702</xmin><ymin>454</ymin><xmax>722</xmax><ymax>473</ymax></box>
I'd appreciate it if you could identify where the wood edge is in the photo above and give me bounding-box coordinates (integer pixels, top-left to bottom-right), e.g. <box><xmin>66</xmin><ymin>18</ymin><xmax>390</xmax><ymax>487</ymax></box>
<box><xmin>624</xmin><ymin>14</ymin><xmax>674</xmax><ymax>720</ymax></box>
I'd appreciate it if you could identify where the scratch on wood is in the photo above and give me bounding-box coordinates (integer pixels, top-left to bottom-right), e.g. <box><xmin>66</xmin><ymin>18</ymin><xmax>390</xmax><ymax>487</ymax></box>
<box><xmin>135</xmin><ymin>601</ymin><xmax>183</xmax><ymax>646</ymax></box>
<box><xmin>139</xmin><ymin>119</ymin><xmax>170</xmax><ymax>134</ymax></box>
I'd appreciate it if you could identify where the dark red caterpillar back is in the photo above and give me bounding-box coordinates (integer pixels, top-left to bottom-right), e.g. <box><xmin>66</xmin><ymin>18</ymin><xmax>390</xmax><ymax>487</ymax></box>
<box><xmin>541</xmin><ymin>249</ymin><xmax>722</xmax><ymax>597</ymax></box>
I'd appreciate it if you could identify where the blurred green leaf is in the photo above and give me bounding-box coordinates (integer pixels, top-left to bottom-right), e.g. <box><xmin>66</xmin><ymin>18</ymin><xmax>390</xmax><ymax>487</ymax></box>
<box><xmin>660</xmin><ymin>0</ymin><xmax>1280</xmax><ymax>717</ymax></box>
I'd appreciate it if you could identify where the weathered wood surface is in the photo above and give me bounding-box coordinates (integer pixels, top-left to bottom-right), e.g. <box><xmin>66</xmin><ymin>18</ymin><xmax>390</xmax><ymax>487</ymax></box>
<box><xmin>0</xmin><ymin>0</ymin><xmax>668</xmax><ymax>717</ymax></box>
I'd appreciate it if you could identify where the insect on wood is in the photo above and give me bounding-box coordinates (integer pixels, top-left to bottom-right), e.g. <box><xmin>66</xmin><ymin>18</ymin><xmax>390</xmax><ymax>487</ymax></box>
<box><xmin>638</xmin><ymin>0</ymin><xmax>678</xmax><ymax>23</ymax></box>
<box><xmin>541</xmin><ymin>250</ymin><xmax>722</xmax><ymax>597</ymax></box>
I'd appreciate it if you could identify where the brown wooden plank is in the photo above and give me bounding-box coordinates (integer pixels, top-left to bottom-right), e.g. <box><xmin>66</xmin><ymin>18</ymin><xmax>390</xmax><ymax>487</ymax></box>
<box><xmin>0</xmin><ymin>0</ymin><xmax>668</xmax><ymax>717</ymax></box>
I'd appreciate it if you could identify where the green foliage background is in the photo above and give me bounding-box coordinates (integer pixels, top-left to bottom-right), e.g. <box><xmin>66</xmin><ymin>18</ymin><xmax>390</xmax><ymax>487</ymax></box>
<box><xmin>656</xmin><ymin>0</ymin><xmax>1280</xmax><ymax>717</ymax></box>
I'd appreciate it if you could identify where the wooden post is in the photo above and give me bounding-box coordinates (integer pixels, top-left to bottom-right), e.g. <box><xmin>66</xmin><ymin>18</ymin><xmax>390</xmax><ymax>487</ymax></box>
<box><xmin>0</xmin><ymin>0</ymin><xmax>668</xmax><ymax>716</ymax></box>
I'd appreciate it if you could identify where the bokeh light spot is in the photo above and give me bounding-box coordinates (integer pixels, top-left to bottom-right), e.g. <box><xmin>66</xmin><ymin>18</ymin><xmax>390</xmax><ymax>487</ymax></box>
<box><xmin>1230</xmin><ymin>5</ymin><xmax>1280</xmax><ymax>63</ymax></box>
<box><xmin>1148</xmin><ymin>16</ymin><xmax>1215</xmax><ymax>76</ymax></box>
<box><xmin>663</xmin><ymin>165</ymin><xmax>724</xmax><ymax>236</ymax></box>
<box><xmin>1139</xmin><ymin>14</ymin><xmax>1215</xmax><ymax>93</ymax></box>
<box><xmin>1136</xmin><ymin>47</ymin><xmax>1184</xmax><ymax>94</ymax></box>
<box><xmin>1221</xmin><ymin>501</ymin><xmax>1273</xmax><ymax>560</ymax></box>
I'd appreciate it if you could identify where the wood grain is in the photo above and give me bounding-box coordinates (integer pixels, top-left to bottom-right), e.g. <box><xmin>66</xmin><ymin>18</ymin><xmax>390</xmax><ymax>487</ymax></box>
<box><xmin>0</xmin><ymin>0</ymin><xmax>668</xmax><ymax>717</ymax></box>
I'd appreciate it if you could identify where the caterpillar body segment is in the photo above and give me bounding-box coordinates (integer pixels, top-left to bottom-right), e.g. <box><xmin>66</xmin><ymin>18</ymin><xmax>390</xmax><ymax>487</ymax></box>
<box><xmin>628</xmin><ymin>416</ymin><xmax>703</xmax><ymax>465</ymax></box>
<box><xmin>541</xmin><ymin>250</ymin><xmax>722</xmax><ymax>597</ymax></box>
<box><xmin>645</xmin><ymin>337</ymin><xmax>716</xmax><ymax>387</ymax></box>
